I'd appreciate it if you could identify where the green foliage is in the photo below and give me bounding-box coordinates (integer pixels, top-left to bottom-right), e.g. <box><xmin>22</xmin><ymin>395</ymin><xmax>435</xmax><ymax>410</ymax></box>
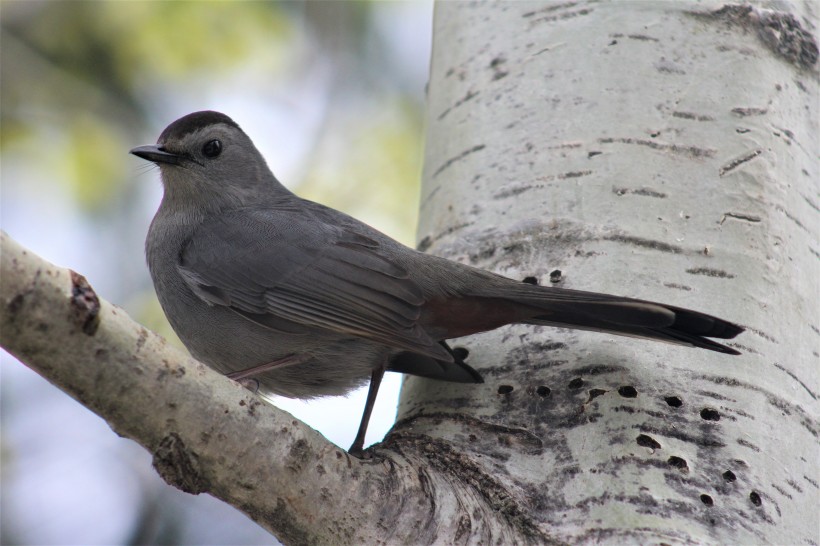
<box><xmin>61</xmin><ymin>115</ymin><xmax>129</xmax><ymax>212</ymax></box>
<box><xmin>18</xmin><ymin>1</ymin><xmax>290</xmax><ymax>87</ymax></box>
<box><xmin>1</xmin><ymin>1</ymin><xmax>291</xmax><ymax>212</ymax></box>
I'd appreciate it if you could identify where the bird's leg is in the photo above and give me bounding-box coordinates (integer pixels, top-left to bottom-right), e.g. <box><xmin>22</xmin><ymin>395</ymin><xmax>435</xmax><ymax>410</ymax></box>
<box><xmin>226</xmin><ymin>354</ymin><xmax>307</xmax><ymax>381</ymax></box>
<box><xmin>349</xmin><ymin>364</ymin><xmax>386</xmax><ymax>458</ymax></box>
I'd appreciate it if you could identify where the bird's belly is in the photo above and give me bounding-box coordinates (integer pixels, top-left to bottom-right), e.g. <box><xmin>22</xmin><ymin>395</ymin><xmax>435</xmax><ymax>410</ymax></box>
<box><xmin>164</xmin><ymin>300</ymin><xmax>385</xmax><ymax>399</ymax></box>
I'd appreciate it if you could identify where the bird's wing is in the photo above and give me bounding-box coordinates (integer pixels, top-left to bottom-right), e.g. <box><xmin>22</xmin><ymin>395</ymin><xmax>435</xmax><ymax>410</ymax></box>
<box><xmin>177</xmin><ymin>208</ymin><xmax>450</xmax><ymax>361</ymax></box>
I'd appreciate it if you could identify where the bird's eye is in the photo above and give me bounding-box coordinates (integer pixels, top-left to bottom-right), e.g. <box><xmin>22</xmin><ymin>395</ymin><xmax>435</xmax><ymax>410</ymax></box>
<box><xmin>202</xmin><ymin>139</ymin><xmax>222</xmax><ymax>158</ymax></box>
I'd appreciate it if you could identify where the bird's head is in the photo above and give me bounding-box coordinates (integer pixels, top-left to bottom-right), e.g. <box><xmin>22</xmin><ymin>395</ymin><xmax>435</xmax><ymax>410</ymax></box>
<box><xmin>131</xmin><ymin>111</ymin><xmax>289</xmax><ymax>213</ymax></box>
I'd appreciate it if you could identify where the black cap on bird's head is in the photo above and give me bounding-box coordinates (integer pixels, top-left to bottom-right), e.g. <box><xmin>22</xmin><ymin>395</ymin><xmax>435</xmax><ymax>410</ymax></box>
<box><xmin>130</xmin><ymin>111</ymin><xmax>287</xmax><ymax>208</ymax></box>
<box><xmin>130</xmin><ymin>111</ymin><xmax>243</xmax><ymax>166</ymax></box>
<box><xmin>158</xmin><ymin>111</ymin><xmax>242</xmax><ymax>144</ymax></box>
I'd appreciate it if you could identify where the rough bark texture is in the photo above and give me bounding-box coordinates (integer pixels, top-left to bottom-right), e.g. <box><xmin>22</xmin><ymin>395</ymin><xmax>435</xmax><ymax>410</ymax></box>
<box><xmin>397</xmin><ymin>1</ymin><xmax>819</xmax><ymax>544</ymax></box>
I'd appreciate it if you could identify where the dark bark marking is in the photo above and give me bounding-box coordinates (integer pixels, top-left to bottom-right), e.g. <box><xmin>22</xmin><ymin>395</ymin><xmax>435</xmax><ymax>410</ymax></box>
<box><xmin>664</xmin><ymin>282</ymin><xmax>692</xmax><ymax>291</ymax></box>
<box><xmin>773</xmin><ymin>363</ymin><xmax>817</xmax><ymax>400</ymax></box>
<box><xmin>587</xmin><ymin>388</ymin><xmax>606</xmax><ymax>402</ymax></box>
<box><xmin>558</xmin><ymin>170</ymin><xmax>592</xmax><ymax>180</ymax></box>
<box><xmin>135</xmin><ymin>327</ymin><xmax>149</xmax><ymax>352</ymax></box>
<box><xmin>627</xmin><ymin>34</ymin><xmax>659</xmax><ymax>42</ymax></box>
<box><xmin>744</xmin><ymin>326</ymin><xmax>778</xmax><ymax>343</ymax></box>
<box><xmin>731</xmin><ymin>106</ymin><xmax>768</xmax><ymax>117</ymax></box>
<box><xmin>489</xmin><ymin>56</ymin><xmax>508</xmax><ymax>80</ymax></box>
<box><xmin>637</xmin><ymin>424</ymin><xmax>726</xmax><ymax>449</ymax></box>
<box><xmin>613</xmin><ymin>187</ymin><xmax>668</xmax><ymax>198</ymax></box>
<box><xmin>152</xmin><ymin>432</ymin><xmax>208</xmax><ymax>494</ymax></box>
<box><xmin>418</xmin><ymin>184</ymin><xmax>441</xmax><ymax>211</ymax></box>
<box><xmin>522</xmin><ymin>2</ymin><xmax>578</xmax><ymax>18</ymax></box>
<box><xmin>786</xmin><ymin>479</ymin><xmax>803</xmax><ymax>493</ymax></box>
<box><xmin>754</xmin><ymin>9</ymin><xmax>818</xmax><ymax>68</ymax></box>
<box><xmin>775</xmin><ymin>204</ymin><xmax>809</xmax><ymax>232</ymax></box>
<box><xmin>672</xmin><ymin>111</ymin><xmax>715</xmax><ymax>121</ymax></box>
<box><xmin>655</xmin><ymin>59</ymin><xmax>687</xmax><ymax>75</ymax></box>
<box><xmin>720</xmin><ymin>212</ymin><xmax>762</xmax><ymax>223</ymax></box>
<box><xmin>719</xmin><ymin>149</ymin><xmax>763</xmax><ymax>176</ymax></box>
<box><xmin>598</xmin><ymin>137</ymin><xmax>715</xmax><ymax>159</ymax></box>
<box><xmin>801</xmin><ymin>193</ymin><xmax>819</xmax><ymax>213</ymax></box>
<box><xmin>266</xmin><ymin>497</ymin><xmax>314</xmax><ymax>546</ymax></box>
<box><xmin>696</xmin><ymin>390</ymin><xmax>734</xmax><ymax>403</ymax></box>
<box><xmin>771</xmin><ymin>483</ymin><xmax>793</xmax><ymax>500</ymax></box>
<box><xmin>692</xmin><ymin>4</ymin><xmax>818</xmax><ymax>68</ymax></box>
<box><xmin>685</xmin><ymin>267</ymin><xmax>736</xmax><ymax>279</ymax></box>
<box><xmin>605</xmin><ymin>234</ymin><xmax>684</xmax><ymax>254</ymax></box>
<box><xmin>70</xmin><ymin>270</ymin><xmax>100</xmax><ymax>335</ymax></box>
<box><xmin>437</xmin><ymin>90</ymin><xmax>480</xmax><ymax>121</ymax></box>
<box><xmin>526</xmin><ymin>7</ymin><xmax>592</xmax><ymax>25</ymax></box>
<box><xmin>546</xmin><ymin>142</ymin><xmax>583</xmax><ymax>150</ymax></box>
<box><xmin>494</xmin><ymin>184</ymin><xmax>535</xmax><ymax>199</ymax></box>
<box><xmin>432</xmin><ymin>145</ymin><xmax>486</xmax><ymax>178</ymax></box>
<box><xmin>239</xmin><ymin>397</ymin><xmax>264</xmax><ymax>417</ymax></box>
<box><xmin>417</xmin><ymin>221</ymin><xmax>476</xmax><ymax>252</ymax></box>
<box><xmin>8</xmin><ymin>290</ymin><xmax>26</xmax><ymax>315</ymax></box>
<box><xmin>284</xmin><ymin>440</ymin><xmax>312</xmax><ymax>475</ymax></box>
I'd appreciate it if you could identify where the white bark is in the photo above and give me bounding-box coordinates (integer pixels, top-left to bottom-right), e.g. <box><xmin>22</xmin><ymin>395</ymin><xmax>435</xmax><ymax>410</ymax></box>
<box><xmin>399</xmin><ymin>1</ymin><xmax>819</xmax><ymax>544</ymax></box>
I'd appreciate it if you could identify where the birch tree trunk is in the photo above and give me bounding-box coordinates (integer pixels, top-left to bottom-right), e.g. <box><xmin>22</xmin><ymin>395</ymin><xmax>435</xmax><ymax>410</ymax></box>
<box><xmin>395</xmin><ymin>1</ymin><xmax>819</xmax><ymax>544</ymax></box>
<box><xmin>2</xmin><ymin>2</ymin><xmax>818</xmax><ymax>545</ymax></box>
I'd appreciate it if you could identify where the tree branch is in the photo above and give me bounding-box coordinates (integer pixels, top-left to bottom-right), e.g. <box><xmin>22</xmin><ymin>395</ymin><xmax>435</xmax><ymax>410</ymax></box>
<box><xmin>0</xmin><ymin>232</ymin><xmax>458</xmax><ymax>545</ymax></box>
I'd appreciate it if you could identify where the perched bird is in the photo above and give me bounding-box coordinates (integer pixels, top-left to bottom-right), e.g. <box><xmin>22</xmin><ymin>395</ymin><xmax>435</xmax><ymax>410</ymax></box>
<box><xmin>131</xmin><ymin>111</ymin><xmax>744</xmax><ymax>455</ymax></box>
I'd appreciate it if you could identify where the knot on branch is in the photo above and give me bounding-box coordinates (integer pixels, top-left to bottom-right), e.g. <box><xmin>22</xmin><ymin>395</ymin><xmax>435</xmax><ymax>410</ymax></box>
<box><xmin>153</xmin><ymin>432</ymin><xmax>209</xmax><ymax>494</ymax></box>
<box><xmin>69</xmin><ymin>270</ymin><xmax>100</xmax><ymax>335</ymax></box>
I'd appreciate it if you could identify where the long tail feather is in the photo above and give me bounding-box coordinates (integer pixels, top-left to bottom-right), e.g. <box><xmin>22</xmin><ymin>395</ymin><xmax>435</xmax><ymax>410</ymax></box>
<box><xmin>476</xmin><ymin>283</ymin><xmax>744</xmax><ymax>354</ymax></box>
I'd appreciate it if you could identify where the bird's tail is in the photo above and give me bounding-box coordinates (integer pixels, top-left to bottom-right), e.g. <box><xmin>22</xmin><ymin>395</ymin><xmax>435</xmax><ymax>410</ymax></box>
<box><xmin>472</xmin><ymin>282</ymin><xmax>744</xmax><ymax>355</ymax></box>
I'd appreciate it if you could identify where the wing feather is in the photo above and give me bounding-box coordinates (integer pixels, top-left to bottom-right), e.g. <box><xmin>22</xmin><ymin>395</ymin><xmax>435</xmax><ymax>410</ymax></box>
<box><xmin>178</xmin><ymin>209</ymin><xmax>449</xmax><ymax>360</ymax></box>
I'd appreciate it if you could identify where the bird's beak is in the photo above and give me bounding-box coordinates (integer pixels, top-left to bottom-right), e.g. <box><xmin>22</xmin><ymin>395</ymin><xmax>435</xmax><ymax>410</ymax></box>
<box><xmin>129</xmin><ymin>144</ymin><xmax>185</xmax><ymax>166</ymax></box>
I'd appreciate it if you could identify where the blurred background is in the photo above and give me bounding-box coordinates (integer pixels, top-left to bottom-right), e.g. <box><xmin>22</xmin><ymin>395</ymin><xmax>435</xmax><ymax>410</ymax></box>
<box><xmin>1</xmin><ymin>1</ymin><xmax>433</xmax><ymax>543</ymax></box>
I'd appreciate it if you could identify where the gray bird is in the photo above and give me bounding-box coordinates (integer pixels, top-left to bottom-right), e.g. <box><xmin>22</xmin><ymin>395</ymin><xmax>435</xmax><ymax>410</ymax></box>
<box><xmin>131</xmin><ymin>111</ymin><xmax>744</xmax><ymax>455</ymax></box>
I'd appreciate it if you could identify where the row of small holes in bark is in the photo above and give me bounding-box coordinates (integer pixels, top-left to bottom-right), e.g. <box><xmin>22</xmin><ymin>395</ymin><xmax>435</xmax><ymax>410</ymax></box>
<box><xmin>496</xmin><ymin>381</ymin><xmax>723</xmax><ymax>421</ymax></box>
<box><xmin>495</xmin><ymin>381</ymin><xmax>640</xmax><ymax>396</ymax></box>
